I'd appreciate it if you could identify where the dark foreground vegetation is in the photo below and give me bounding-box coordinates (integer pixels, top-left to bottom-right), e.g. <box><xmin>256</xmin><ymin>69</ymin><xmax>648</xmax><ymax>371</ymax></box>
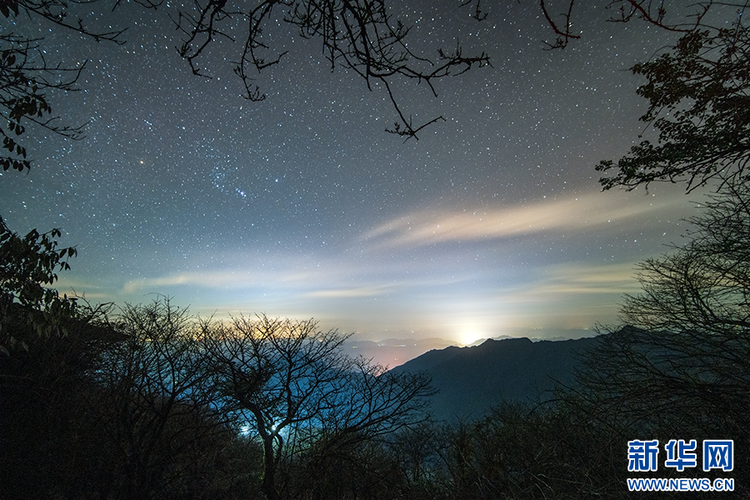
<box><xmin>3</xmin><ymin>176</ymin><xmax>750</xmax><ymax>499</ymax></box>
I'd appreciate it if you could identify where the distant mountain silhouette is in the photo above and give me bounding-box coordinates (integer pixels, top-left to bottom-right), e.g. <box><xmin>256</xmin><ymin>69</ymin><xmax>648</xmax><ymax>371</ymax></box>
<box><xmin>389</xmin><ymin>336</ymin><xmax>600</xmax><ymax>421</ymax></box>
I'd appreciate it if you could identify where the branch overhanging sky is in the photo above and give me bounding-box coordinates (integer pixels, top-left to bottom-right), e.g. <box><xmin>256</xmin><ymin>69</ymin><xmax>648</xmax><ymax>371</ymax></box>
<box><xmin>1</xmin><ymin>1</ymin><xmax>719</xmax><ymax>345</ymax></box>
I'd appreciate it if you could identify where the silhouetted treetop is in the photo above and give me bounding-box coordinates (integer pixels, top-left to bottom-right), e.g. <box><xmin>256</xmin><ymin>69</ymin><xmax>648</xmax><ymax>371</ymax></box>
<box><xmin>597</xmin><ymin>22</ymin><xmax>750</xmax><ymax>192</ymax></box>
<box><xmin>0</xmin><ymin>216</ymin><xmax>79</xmax><ymax>353</ymax></box>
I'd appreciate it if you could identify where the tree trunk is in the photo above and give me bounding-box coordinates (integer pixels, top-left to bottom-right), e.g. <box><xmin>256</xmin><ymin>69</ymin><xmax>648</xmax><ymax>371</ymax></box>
<box><xmin>261</xmin><ymin>435</ymin><xmax>280</xmax><ymax>500</ymax></box>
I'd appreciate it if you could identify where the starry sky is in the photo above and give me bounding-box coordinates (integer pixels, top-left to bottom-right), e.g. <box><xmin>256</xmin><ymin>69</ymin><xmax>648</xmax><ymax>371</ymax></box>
<box><xmin>1</xmin><ymin>1</ymin><xmax>718</xmax><ymax>346</ymax></box>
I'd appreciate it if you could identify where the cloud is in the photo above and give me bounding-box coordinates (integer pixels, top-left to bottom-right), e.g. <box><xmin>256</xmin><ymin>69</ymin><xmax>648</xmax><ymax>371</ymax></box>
<box><xmin>360</xmin><ymin>191</ymin><xmax>687</xmax><ymax>251</ymax></box>
<box><xmin>122</xmin><ymin>270</ymin><xmax>261</xmax><ymax>294</ymax></box>
<box><xmin>305</xmin><ymin>284</ymin><xmax>397</xmax><ymax>299</ymax></box>
<box><xmin>118</xmin><ymin>257</ymin><xmax>400</xmax><ymax>299</ymax></box>
<box><xmin>504</xmin><ymin>261</ymin><xmax>642</xmax><ymax>300</ymax></box>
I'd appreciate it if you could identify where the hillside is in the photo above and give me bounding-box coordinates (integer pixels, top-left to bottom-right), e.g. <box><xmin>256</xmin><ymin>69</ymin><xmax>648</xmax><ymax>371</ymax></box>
<box><xmin>390</xmin><ymin>336</ymin><xmax>600</xmax><ymax>421</ymax></box>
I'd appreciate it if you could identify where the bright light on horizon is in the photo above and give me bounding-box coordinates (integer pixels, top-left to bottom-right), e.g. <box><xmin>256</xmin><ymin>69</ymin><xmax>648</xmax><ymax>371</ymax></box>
<box><xmin>458</xmin><ymin>326</ymin><xmax>487</xmax><ymax>346</ymax></box>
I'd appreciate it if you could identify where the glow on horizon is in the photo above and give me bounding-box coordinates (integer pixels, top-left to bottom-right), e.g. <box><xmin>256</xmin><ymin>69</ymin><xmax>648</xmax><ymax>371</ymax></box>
<box><xmin>458</xmin><ymin>328</ymin><xmax>487</xmax><ymax>346</ymax></box>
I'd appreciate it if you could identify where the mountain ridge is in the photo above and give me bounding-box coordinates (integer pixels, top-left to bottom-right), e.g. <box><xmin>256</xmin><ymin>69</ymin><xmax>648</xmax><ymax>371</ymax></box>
<box><xmin>389</xmin><ymin>336</ymin><xmax>600</xmax><ymax>421</ymax></box>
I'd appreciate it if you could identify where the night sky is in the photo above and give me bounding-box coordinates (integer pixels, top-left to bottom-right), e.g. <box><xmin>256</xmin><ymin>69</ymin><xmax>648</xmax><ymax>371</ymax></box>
<box><xmin>2</xmin><ymin>2</ymin><xmax>715</xmax><ymax>346</ymax></box>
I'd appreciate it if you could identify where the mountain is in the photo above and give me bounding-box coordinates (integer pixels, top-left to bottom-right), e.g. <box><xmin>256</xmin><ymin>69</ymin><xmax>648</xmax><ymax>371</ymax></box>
<box><xmin>389</xmin><ymin>336</ymin><xmax>600</xmax><ymax>421</ymax></box>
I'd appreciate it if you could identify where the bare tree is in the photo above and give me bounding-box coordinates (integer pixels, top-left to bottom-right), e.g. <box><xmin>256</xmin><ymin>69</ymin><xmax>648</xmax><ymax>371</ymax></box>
<box><xmin>95</xmin><ymin>299</ymin><xmax>233</xmax><ymax>500</ymax></box>
<box><xmin>199</xmin><ymin>314</ymin><xmax>433</xmax><ymax>500</ymax></box>
<box><xmin>578</xmin><ymin>176</ymin><xmax>750</xmax><ymax>451</ymax></box>
<box><xmin>172</xmin><ymin>0</ymin><xmax>491</xmax><ymax>140</ymax></box>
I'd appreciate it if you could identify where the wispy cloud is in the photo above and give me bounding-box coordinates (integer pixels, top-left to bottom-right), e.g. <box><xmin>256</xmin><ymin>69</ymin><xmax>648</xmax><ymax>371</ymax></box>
<box><xmin>450</xmin><ymin>261</ymin><xmax>645</xmax><ymax>330</ymax></box>
<box><xmin>122</xmin><ymin>270</ymin><xmax>263</xmax><ymax>294</ymax></box>
<box><xmin>305</xmin><ymin>284</ymin><xmax>397</xmax><ymax>299</ymax></box>
<box><xmin>360</xmin><ymin>191</ymin><xmax>687</xmax><ymax>251</ymax></box>
<box><xmin>503</xmin><ymin>261</ymin><xmax>642</xmax><ymax>300</ymax></box>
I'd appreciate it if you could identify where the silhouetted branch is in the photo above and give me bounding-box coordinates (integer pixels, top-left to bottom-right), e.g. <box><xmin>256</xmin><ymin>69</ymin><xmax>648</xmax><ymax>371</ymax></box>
<box><xmin>540</xmin><ymin>0</ymin><xmax>580</xmax><ymax>49</ymax></box>
<box><xmin>174</xmin><ymin>0</ymin><xmax>490</xmax><ymax>137</ymax></box>
<box><xmin>540</xmin><ymin>0</ymin><xmax>719</xmax><ymax>49</ymax></box>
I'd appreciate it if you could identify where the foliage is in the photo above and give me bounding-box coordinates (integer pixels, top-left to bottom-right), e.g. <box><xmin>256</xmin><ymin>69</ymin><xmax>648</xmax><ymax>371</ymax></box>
<box><xmin>536</xmin><ymin>1</ymin><xmax>749</xmax><ymax>193</ymax></box>
<box><xmin>0</xmin><ymin>297</ymin><xmax>121</xmax><ymax>499</ymax></box>
<box><xmin>5</xmin><ymin>2</ymin><xmax>750</xmax><ymax>498</ymax></box>
<box><xmin>621</xmin><ymin>179</ymin><xmax>750</xmax><ymax>332</ymax></box>
<box><xmin>0</xmin><ymin>216</ymin><xmax>76</xmax><ymax>307</ymax></box>
<box><xmin>0</xmin><ymin>34</ymin><xmax>85</xmax><ymax>172</ymax></box>
<box><xmin>287</xmin><ymin>433</ymin><xmax>405</xmax><ymax>500</ymax></box>
<box><xmin>0</xmin><ymin>323</ymin><xmax>106</xmax><ymax>498</ymax></box>
<box><xmin>361</xmin><ymin>177</ymin><xmax>750</xmax><ymax>498</ymax></box>
<box><xmin>0</xmin><ymin>216</ymin><xmax>79</xmax><ymax>352</ymax></box>
<box><xmin>0</xmin><ymin>297</ymin><xmax>263</xmax><ymax>500</ymax></box>
<box><xmin>597</xmin><ymin>21</ymin><xmax>750</xmax><ymax>191</ymax></box>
